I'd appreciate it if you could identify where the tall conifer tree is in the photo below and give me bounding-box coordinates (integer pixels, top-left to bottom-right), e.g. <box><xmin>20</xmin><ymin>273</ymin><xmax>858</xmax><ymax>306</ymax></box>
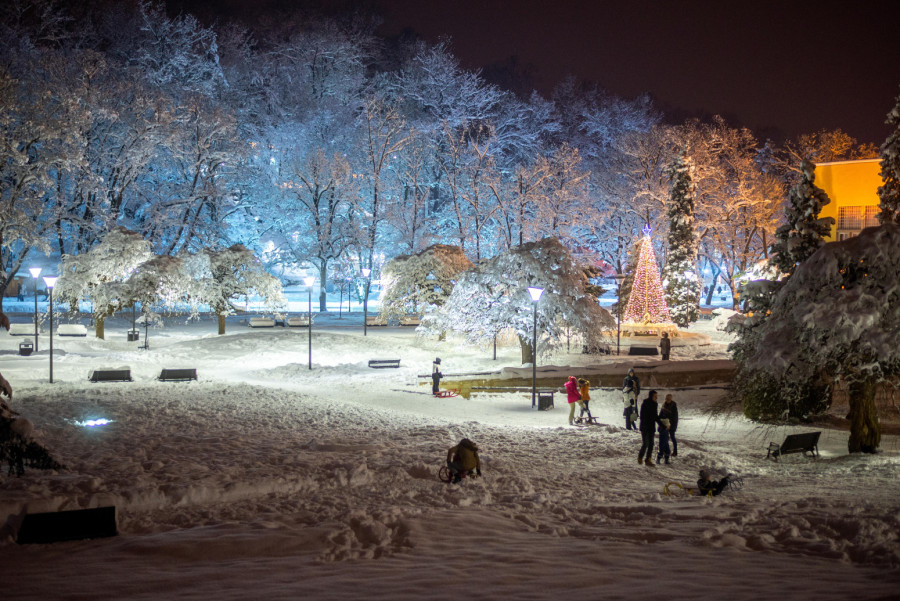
<box><xmin>878</xmin><ymin>87</ymin><xmax>900</xmax><ymax>224</ymax></box>
<box><xmin>662</xmin><ymin>151</ymin><xmax>700</xmax><ymax>327</ymax></box>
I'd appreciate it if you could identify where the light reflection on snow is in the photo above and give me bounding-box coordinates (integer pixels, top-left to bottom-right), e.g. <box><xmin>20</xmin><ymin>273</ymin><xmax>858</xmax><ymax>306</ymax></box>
<box><xmin>74</xmin><ymin>418</ymin><xmax>113</xmax><ymax>428</ymax></box>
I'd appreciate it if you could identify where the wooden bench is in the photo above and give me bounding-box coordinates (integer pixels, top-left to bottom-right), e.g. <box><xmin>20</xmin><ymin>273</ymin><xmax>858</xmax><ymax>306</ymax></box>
<box><xmin>158</xmin><ymin>368</ymin><xmax>198</xmax><ymax>382</ymax></box>
<box><xmin>8</xmin><ymin>323</ymin><xmax>35</xmax><ymax>336</ymax></box>
<box><xmin>365</xmin><ymin>315</ymin><xmax>387</xmax><ymax>326</ymax></box>
<box><xmin>628</xmin><ymin>345</ymin><xmax>658</xmax><ymax>356</ymax></box>
<box><xmin>398</xmin><ymin>315</ymin><xmax>421</xmax><ymax>326</ymax></box>
<box><xmin>368</xmin><ymin>359</ymin><xmax>400</xmax><ymax>369</ymax></box>
<box><xmin>767</xmin><ymin>431</ymin><xmax>821</xmax><ymax>461</ymax></box>
<box><xmin>248</xmin><ymin>317</ymin><xmax>276</xmax><ymax>328</ymax></box>
<box><xmin>286</xmin><ymin>316</ymin><xmax>310</xmax><ymax>327</ymax></box>
<box><xmin>58</xmin><ymin>324</ymin><xmax>88</xmax><ymax>337</ymax></box>
<box><xmin>89</xmin><ymin>368</ymin><xmax>133</xmax><ymax>383</ymax></box>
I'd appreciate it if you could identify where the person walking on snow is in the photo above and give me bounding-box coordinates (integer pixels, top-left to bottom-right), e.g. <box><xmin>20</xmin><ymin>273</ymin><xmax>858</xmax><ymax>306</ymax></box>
<box><xmin>659</xmin><ymin>331</ymin><xmax>671</xmax><ymax>360</ymax></box>
<box><xmin>663</xmin><ymin>394</ymin><xmax>679</xmax><ymax>456</ymax></box>
<box><xmin>638</xmin><ymin>390</ymin><xmax>661</xmax><ymax>466</ymax></box>
<box><xmin>578</xmin><ymin>378</ymin><xmax>593</xmax><ymax>422</ymax></box>
<box><xmin>565</xmin><ymin>376</ymin><xmax>582</xmax><ymax>426</ymax></box>
<box><xmin>622</xmin><ymin>368</ymin><xmax>640</xmax><ymax>430</ymax></box>
<box><xmin>432</xmin><ymin>358</ymin><xmax>443</xmax><ymax>395</ymax></box>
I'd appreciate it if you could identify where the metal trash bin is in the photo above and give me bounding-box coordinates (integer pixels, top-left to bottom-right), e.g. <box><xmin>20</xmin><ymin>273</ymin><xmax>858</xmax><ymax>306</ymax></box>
<box><xmin>127</xmin><ymin>330</ymin><xmax>140</xmax><ymax>342</ymax></box>
<box><xmin>18</xmin><ymin>340</ymin><xmax>34</xmax><ymax>356</ymax></box>
<box><xmin>537</xmin><ymin>390</ymin><xmax>555</xmax><ymax>411</ymax></box>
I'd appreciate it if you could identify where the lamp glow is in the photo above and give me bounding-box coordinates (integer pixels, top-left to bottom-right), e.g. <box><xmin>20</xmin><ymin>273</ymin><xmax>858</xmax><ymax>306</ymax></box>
<box><xmin>527</xmin><ymin>287</ymin><xmax>544</xmax><ymax>302</ymax></box>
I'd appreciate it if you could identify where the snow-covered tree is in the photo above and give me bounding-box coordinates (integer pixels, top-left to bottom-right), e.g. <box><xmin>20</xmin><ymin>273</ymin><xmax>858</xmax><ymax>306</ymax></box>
<box><xmin>769</xmin><ymin>159</ymin><xmax>835</xmax><ymax>277</ymax></box>
<box><xmin>188</xmin><ymin>244</ymin><xmax>285</xmax><ymax>335</ymax></box>
<box><xmin>421</xmin><ymin>238</ymin><xmax>613</xmax><ymax>364</ymax></box>
<box><xmin>877</xmin><ymin>87</ymin><xmax>900</xmax><ymax>224</ymax></box>
<box><xmin>378</xmin><ymin>244</ymin><xmax>472</xmax><ymax>320</ymax></box>
<box><xmin>55</xmin><ymin>227</ymin><xmax>154</xmax><ymax>339</ymax></box>
<box><xmin>662</xmin><ymin>151</ymin><xmax>701</xmax><ymax>326</ymax></box>
<box><xmin>744</xmin><ymin>223</ymin><xmax>900</xmax><ymax>453</ymax></box>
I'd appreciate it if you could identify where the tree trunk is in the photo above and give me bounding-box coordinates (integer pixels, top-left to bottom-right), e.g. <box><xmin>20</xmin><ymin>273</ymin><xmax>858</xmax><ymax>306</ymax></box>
<box><xmin>218</xmin><ymin>313</ymin><xmax>226</xmax><ymax>335</ymax></box>
<box><xmin>847</xmin><ymin>379</ymin><xmax>881</xmax><ymax>453</ymax></box>
<box><xmin>319</xmin><ymin>263</ymin><xmax>328</xmax><ymax>312</ymax></box>
<box><xmin>519</xmin><ymin>334</ymin><xmax>534</xmax><ymax>365</ymax></box>
<box><xmin>96</xmin><ymin>315</ymin><xmax>105</xmax><ymax>340</ymax></box>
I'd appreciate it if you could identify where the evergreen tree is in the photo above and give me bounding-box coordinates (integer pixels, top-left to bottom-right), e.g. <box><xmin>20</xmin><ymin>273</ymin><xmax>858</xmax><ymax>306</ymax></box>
<box><xmin>662</xmin><ymin>152</ymin><xmax>701</xmax><ymax>327</ymax></box>
<box><xmin>769</xmin><ymin>159</ymin><xmax>835</xmax><ymax>276</ymax></box>
<box><xmin>623</xmin><ymin>225</ymin><xmax>671</xmax><ymax>324</ymax></box>
<box><xmin>878</xmin><ymin>87</ymin><xmax>900</xmax><ymax>224</ymax></box>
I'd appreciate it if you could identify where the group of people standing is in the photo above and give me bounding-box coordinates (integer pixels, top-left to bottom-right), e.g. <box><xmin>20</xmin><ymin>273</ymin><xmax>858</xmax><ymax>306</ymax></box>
<box><xmin>622</xmin><ymin>367</ymin><xmax>679</xmax><ymax>466</ymax></box>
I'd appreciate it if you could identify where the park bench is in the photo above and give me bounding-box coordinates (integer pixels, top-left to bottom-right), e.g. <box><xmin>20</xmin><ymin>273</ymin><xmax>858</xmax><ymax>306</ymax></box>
<box><xmin>368</xmin><ymin>359</ymin><xmax>400</xmax><ymax>369</ymax></box>
<box><xmin>8</xmin><ymin>323</ymin><xmax>35</xmax><ymax>336</ymax></box>
<box><xmin>286</xmin><ymin>316</ymin><xmax>310</xmax><ymax>327</ymax></box>
<box><xmin>158</xmin><ymin>368</ymin><xmax>198</xmax><ymax>382</ymax></box>
<box><xmin>398</xmin><ymin>315</ymin><xmax>421</xmax><ymax>326</ymax></box>
<box><xmin>58</xmin><ymin>324</ymin><xmax>88</xmax><ymax>337</ymax></box>
<box><xmin>248</xmin><ymin>317</ymin><xmax>276</xmax><ymax>328</ymax></box>
<box><xmin>628</xmin><ymin>345</ymin><xmax>658</xmax><ymax>356</ymax></box>
<box><xmin>89</xmin><ymin>367</ymin><xmax>132</xmax><ymax>383</ymax></box>
<box><xmin>365</xmin><ymin>315</ymin><xmax>388</xmax><ymax>326</ymax></box>
<box><xmin>766</xmin><ymin>431</ymin><xmax>821</xmax><ymax>461</ymax></box>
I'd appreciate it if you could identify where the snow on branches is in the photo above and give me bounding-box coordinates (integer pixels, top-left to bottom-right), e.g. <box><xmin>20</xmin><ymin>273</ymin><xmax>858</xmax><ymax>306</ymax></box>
<box><xmin>378</xmin><ymin>244</ymin><xmax>472</xmax><ymax>320</ymax></box>
<box><xmin>769</xmin><ymin>159</ymin><xmax>834</xmax><ymax>276</ymax></box>
<box><xmin>877</xmin><ymin>87</ymin><xmax>900</xmax><ymax>224</ymax></box>
<box><xmin>421</xmin><ymin>238</ymin><xmax>612</xmax><ymax>362</ymax></box>
<box><xmin>662</xmin><ymin>151</ymin><xmax>701</xmax><ymax>327</ymax></box>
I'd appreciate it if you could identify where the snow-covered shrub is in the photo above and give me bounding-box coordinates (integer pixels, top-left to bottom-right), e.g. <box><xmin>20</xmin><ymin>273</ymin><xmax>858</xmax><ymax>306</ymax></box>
<box><xmin>420</xmin><ymin>238</ymin><xmax>612</xmax><ymax>363</ymax></box>
<box><xmin>742</xmin><ymin>224</ymin><xmax>900</xmax><ymax>452</ymax></box>
<box><xmin>378</xmin><ymin>244</ymin><xmax>472</xmax><ymax>320</ymax></box>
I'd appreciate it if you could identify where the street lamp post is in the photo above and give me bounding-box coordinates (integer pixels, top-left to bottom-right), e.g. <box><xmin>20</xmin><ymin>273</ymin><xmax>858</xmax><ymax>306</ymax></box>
<box><xmin>29</xmin><ymin>267</ymin><xmax>41</xmax><ymax>352</ymax></box>
<box><xmin>527</xmin><ymin>286</ymin><xmax>544</xmax><ymax>408</ymax></box>
<box><xmin>304</xmin><ymin>276</ymin><xmax>314</xmax><ymax>370</ymax></box>
<box><xmin>614</xmin><ymin>273</ymin><xmax>627</xmax><ymax>356</ymax></box>
<box><xmin>361</xmin><ymin>268</ymin><xmax>371</xmax><ymax>337</ymax></box>
<box><xmin>43</xmin><ymin>276</ymin><xmax>58</xmax><ymax>383</ymax></box>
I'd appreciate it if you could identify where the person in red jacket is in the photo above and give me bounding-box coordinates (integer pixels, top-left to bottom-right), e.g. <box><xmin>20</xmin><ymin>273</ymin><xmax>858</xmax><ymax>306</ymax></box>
<box><xmin>564</xmin><ymin>375</ymin><xmax>582</xmax><ymax>426</ymax></box>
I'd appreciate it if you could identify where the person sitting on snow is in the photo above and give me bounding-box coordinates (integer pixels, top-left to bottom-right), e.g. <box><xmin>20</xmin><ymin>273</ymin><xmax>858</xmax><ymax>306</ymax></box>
<box><xmin>446</xmin><ymin>438</ymin><xmax>482</xmax><ymax>483</ymax></box>
<box><xmin>697</xmin><ymin>470</ymin><xmax>733</xmax><ymax>496</ymax></box>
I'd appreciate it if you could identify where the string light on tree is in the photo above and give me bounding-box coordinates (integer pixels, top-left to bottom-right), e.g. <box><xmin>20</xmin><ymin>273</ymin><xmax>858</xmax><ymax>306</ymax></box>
<box><xmin>623</xmin><ymin>224</ymin><xmax>672</xmax><ymax>324</ymax></box>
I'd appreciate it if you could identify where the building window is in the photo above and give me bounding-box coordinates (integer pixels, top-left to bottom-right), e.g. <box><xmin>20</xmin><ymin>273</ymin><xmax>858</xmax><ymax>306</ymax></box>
<box><xmin>838</xmin><ymin>205</ymin><xmax>880</xmax><ymax>231</ymax></box>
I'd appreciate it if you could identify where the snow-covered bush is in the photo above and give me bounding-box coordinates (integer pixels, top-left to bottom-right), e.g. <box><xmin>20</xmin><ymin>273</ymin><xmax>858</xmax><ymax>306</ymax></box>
<box><xmin>420</xmin><ymin>238</ymin><xmax>612</xmax><ymax>363</ymax></box>
<box><xmin>378</xmin><ymin>244</ymin><xmax>472</xmax><ymax>320</ymax></box>
<box><xmin>742</xmin><ymin>224</ymin><xmax>900</xmax><ymax>452</ymax></box>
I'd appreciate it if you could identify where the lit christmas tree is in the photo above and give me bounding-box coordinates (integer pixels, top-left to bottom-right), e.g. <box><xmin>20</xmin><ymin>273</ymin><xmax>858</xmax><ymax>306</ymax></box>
<box><xmin>623</xmin><ymin>224</ymin><xmax>672</xmax><ymax>323</ymax></box>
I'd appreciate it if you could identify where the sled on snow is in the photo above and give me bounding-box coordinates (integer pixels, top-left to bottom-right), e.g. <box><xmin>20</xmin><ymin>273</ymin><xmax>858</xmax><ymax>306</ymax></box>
<box><xmin>434</xmin><ymin>387</ymin><xmax>460</xmax><ymax>398</ymax></box>
<box><xmin>573</xmin><ymin>416</ymin><xmax>602</xmax><ymax>425</ymax></box>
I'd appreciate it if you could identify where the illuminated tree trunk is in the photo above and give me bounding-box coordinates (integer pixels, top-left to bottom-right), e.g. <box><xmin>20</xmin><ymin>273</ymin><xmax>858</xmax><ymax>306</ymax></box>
<box><xmin>847</xmin><ymin>379</ymin><xmax>880</xmax><ymax>453</ymax></box>
<box><xmin>218</xmin><ymin>312</ymin><xmax>226</xmax><ymax>336</ymax></box>
<box><xmin>96</xmin><ymin>315</ymin><xmax>105</xmax><ymax>340</ymax></box>
<box><xmin>519</xmin><ymin>335</ymin><xmax>534</xmax><ymax>365</ymax></box>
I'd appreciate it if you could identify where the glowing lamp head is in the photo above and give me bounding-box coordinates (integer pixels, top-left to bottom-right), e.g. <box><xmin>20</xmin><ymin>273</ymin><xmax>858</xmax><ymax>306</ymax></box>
<box><xmin>43</xmin><ymin>276</ymin><xmax>58</xmax><ymax>289</ymax></box>
<box><xmin>361</xmin><ymin>268</ymin><xmax>371</xmax><ymax>278</ymax></box>
<box><xmin>29</xmin><ymin>267</ymin><xmax>42</xmax><ymax>278</ymax></box>
<box><xmin>303</xmin><ymin>276</ymin><xmax>315</xmax><ymax>287</ymax></box>
<box><xmin>527</xmin><ymin>287</ymin><xmax>544</xmax><ymax>302</ymax></box>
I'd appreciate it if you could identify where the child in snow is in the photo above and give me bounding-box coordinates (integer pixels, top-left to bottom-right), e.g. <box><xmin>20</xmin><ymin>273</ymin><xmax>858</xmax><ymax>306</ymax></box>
<box><xmin>577</xmin><ymin>378</ymin><xmax>593</xmax><ymax>422</ymax></box>
<box><xmin>446</xmin><ymin>438</ymin><xmax>481</xmax><ymax>483</ymax></box>
<box><xmin>662</xmin><ymin>394</ymin><xmax>679</xmax><ymax>456</ymax></box>
<box><xmin>565</xmin><ymin>376</ymin><xmax>582</xmax><ymax>425</ymax></box>
<box><xmin>622</xmin><ymin>368</ymin><xmax>640</xmax><ymax>430</ymax></box>
<box><xmin>432</xmin><ymin>358</ymin><xmax>443</xmax><ymax>395</ymax></box>
<box><xmin>697</xmin><ymin>470</ymin><xmax>733</xmax><ymax>496</ymax></box>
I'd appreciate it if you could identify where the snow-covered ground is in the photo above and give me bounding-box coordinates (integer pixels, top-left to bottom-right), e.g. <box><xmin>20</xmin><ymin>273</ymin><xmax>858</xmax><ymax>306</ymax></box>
<box><xmin>1</xmin><ymin>310</ymin><xmax>898</xmax><ymax>599</ymax></box>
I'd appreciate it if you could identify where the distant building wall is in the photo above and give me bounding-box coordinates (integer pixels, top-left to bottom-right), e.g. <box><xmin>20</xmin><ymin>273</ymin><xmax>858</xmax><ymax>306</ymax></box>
<box><xmin>815</xmin><ymin>159</ymin><xmax>882</xmax><ymax>242</ymax></box>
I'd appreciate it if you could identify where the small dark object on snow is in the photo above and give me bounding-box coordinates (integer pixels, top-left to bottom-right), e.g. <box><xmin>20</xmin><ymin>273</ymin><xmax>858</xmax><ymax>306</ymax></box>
<box><xmin>17</xmin><ymin>506</ymin><xmax>118</xmax><ymax>544</ymax></box>
<box><xmin>368</xmin><ymin>359</ymin><xmax>401</xmax><ymax>369</ymax></box>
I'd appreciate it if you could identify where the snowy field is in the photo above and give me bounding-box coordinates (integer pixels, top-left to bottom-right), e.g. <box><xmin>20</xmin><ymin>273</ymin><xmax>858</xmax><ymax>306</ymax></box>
<box><xmin>1</xmin><ymin>310</ymin><xmax>898</xmax><ymax>600</ymax></box>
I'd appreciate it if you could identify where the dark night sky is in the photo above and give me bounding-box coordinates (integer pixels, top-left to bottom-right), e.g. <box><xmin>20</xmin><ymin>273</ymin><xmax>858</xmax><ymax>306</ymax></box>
<box><xmin>178</xmin><ymin>0</ymin><xmax>900</xmax><ymax>144</ymax></box>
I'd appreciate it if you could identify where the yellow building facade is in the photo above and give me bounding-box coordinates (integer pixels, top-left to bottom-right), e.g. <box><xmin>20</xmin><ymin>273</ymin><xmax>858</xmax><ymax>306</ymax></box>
<box><xmin>814</xmin><ymin>159</ymin><xmax>882</xmax><ymax>242</ymax></box>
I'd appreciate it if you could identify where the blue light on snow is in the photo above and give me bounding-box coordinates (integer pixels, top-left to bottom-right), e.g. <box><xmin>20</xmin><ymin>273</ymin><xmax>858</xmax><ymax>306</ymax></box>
<box><xmin>76</xmin><ymin>419</ymin><xmax>113</xmax><ymax>428</ymax></box>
